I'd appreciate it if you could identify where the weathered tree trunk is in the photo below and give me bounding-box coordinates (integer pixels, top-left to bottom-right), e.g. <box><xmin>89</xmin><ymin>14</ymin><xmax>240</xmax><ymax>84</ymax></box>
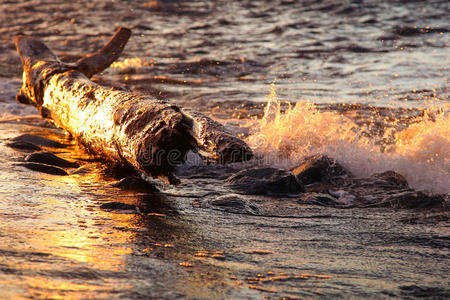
<box><xmin>15</xmin><ymin>27</ymin><xmax>252</xmax><ymax>184</ymax></box>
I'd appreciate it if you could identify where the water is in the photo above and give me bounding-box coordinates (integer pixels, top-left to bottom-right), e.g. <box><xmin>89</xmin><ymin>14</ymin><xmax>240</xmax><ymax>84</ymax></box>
<box><xmin>0</xmin><ymin>0</ymin><xmax>449</xmax><ymax>298</ymax></box>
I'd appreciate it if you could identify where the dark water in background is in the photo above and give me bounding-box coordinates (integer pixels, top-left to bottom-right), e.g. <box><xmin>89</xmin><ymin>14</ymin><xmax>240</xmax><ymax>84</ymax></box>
<box><xmin>0</xmin><ymin>0</ymin><xmax>449</xmax><ymax>299</ymax></box>
<box><xmin>1</xmin><ymin>0</ymin><xmax>449</xmax><ymax>105</ymax></box>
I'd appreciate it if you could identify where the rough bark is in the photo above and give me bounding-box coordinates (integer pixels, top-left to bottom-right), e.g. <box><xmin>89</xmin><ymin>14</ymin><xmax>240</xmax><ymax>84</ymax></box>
<box><xmin>14</xmin><ymin>27</ymin><xmax>253</xmax><ymax>184</ymax></box>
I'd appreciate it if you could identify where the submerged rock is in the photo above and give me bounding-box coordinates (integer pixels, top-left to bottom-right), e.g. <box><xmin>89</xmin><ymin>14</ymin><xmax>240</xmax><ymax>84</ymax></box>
<box><xmin>12</xmin><ymin>134</ymin><xmax>66</xmax><ymax>148</ymax></box>
<box><xmin>16</xmin><ymin>162</ymin><xmax>68</xmax><ymax>176</ymax></box>
<box><xmin>293</xmin><ymin>166</ymin><xmax>445</xmax><ymax>209</ymax></box>
<box><xmin>69</xmin><ymin>166</ymin><xmax>92</xmax><ymax>175</ymax></box>
<box><xmin>6</xmin><ymin>141</ymin><xmax>42</xmax><ymax>151</ymax></box>
<box><xmin>225</xmin><ymin>167</ymin><xmax>304</xmax><ymax>196</ymax></box>
<box><xmin>292</xmin><ymin>154</ymin><xmax>351</xmax><ymax>185</ymax></box>
<box><xmin>299</xmin><ymin>192</ymin><xmax>354</xmax><ymax>208</ymax></box>
<box><xmin>399</xmin><ymin>285</ymin><xmax>449</xmax><ymax>298</ymax></box>
<box><xmin>209</xmin><ymin>194</ymin><xmax>259</xmax><ymax>215</ymax></box>
<box><xmin>111</xmin><ymin>176</ymin><xmax>159</xmax><ymax>192</ymax></box>
<box><xmin>371</xmin><ymin>170</ymin><xmax>409</xmax><ymax>188</ymax></box>
<box><xmin>375</xmin><ymin>191</ymin><xmax>445</xmax><ymax>209</ymax></box>
<box><xmin>100</xmin><ymin>201</ymin><xmax>139</xmax><ymax>213</ymax></box>
<box><xmin>176</xmin><ymin>164</ymin><xmax>237</xmax><ymax>180</ymax></box>
<box><xmin>329</xmin><ymin>169</ymin><xmax>447</xmax><ymax>209</ymax></box>
<box><xmin>25</xmin><ymin>152</ymin><xmax>79</xmax><ymax>168</ymax></box>
<box><xmin>328</xmin><ymin>190</ymin><xmax>358</xmax><ymax>205</ymax></box>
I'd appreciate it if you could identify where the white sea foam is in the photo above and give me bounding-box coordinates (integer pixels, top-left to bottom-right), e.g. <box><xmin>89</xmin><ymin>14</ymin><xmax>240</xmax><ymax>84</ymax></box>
<box><xmin>247</xmin><ymin>85</ymin><xmax>449</xmax><ymax>194</ymax></box>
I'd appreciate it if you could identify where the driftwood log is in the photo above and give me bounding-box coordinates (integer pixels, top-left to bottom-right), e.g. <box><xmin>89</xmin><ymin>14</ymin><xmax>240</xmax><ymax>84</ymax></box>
<box><xmin>15</xmin><ymin>27</ymin><xmax>253</xmax><ymax>184</ymax></box>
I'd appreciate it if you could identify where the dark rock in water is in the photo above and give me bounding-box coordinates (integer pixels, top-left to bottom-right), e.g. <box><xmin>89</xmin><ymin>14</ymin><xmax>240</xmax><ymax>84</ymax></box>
<box><xmin>111</xmin><ymin>176</ymin><xmax>159</xmax><ymax>192</ymax></box>
<box><xmin>292</xmin><ymin>154</ymin><xmax>351</xmax><ymax>185</ymax></box>
<box><xmin>102</xmin><ymin>164</ymin><xmax>137</xmax><ymax>179</ymax></box>
<box><xmin>375</xmin><ymin>191</ymin><xmax>445</xmax><ymax>209</ymax></box>
<box><xmin>16</xmin><ymin>162</ymin><xmax>68</xmax><ymax>176</ymax></box>
<box><xmin>371</xmin><ymin>170</ymin><xmax>408</xmax><ymax>188</ymax></box>
<box><xmin>399</xmin><ymin>285</ymin><xmax>449</xmax><ymax>298</ymax></box>
<box><xmin>12</xmin><ymin>134</ymin><xmax>66</xmax><ymax>148</ymax></box>
<box><xmin>329</xmin><ymin>190</ymin><xmax>358</xmax><ymax>205</ymax></box>
<box><xmin>209</xmin><ymin>195</ymin><xmax>259</xmax><ymax>214</ymax></box>
<box><xmin>329</xmin><ymin>174</ymin><xmax>446</xmax><ymax>209</ymax></box>
<box><xmin>25</xmin><ymin>152</ymin><xmax>79</xmax><ymax>168</ymax></box>
<box><xmin>299</xmin><ymin>192</ymin><xmax>354</xmax><ymax>208</ymax></box>
<box><xmin>225</xmin><ymin>167</ymin><xmax>304</xmax><ymax>196</ymax></box>
<box><xmin>100</xmin><ymin>201</ymin><xmax>139</xmax><ymax>212</ymax></box>
<box><xmin>177</xmin><ymin>164</ymin><xmax>237</xmax><ymax>180</ymax></box>
<box><xmin>6</xmin><ymin>141</ymin><xmax>42</xmax><ymax>151</ymax></box>
<box><xmin>70</xmin><ymin>166</ymin><xmax>91</xmax><ymax>175</ymax></box>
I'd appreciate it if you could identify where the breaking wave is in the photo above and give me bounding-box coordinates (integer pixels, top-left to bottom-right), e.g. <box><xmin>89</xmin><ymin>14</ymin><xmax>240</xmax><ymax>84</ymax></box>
<box><xmin>247</xmin><ymin>85</ymin><xmax>449</xmax><ymax>194</ymax></box>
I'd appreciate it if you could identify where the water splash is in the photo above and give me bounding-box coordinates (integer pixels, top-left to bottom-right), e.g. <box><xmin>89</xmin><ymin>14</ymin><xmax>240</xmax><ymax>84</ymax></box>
<box><xmin>110</xmin><ymin>57</ymin><xmax>151</xmax><ymax>70</ymax></box>
<box><xmin>248</xmin><ymin>84</ymin><xmax>449</xmax><ymax>193</ymax></box>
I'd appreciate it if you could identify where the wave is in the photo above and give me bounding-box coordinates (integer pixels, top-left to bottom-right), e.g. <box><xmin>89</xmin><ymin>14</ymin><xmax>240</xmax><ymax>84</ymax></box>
<box><xmin>247</xmin><ymin>85</ymin><xmax>449</xmax><ymax>194</ymax></box>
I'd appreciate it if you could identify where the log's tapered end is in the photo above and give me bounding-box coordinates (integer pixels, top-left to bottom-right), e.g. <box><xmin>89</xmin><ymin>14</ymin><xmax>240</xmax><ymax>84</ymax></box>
<box><xmin>14</xmin><ymin>35</ymin><xmax>59</xmax><ymax>70</ymax></box>
<box><xmin>14</xmin><ymin>35</ymin><xmax>61</xmax><ymax>107</ymax></box>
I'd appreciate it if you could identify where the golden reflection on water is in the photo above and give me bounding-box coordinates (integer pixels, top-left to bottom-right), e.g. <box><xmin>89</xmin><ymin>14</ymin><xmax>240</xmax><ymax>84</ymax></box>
<box><xmin>0</xmin><ymin>124</ymin><xmax>145</xmax><ymax>298</ymax></box>
<box><xmin>14</xmin><ymin>201</ymin><xmax>139</xmax><ymax>299</ymax></box>
<box><xmin>26</xmin><ymin>212</ymin><xmax>136</xmax><ymax>268</ymax></box>
<box><xmin>24</xmin><ymin>280</ymin><xmax>115</xmax><ymax>300</ymax></box>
